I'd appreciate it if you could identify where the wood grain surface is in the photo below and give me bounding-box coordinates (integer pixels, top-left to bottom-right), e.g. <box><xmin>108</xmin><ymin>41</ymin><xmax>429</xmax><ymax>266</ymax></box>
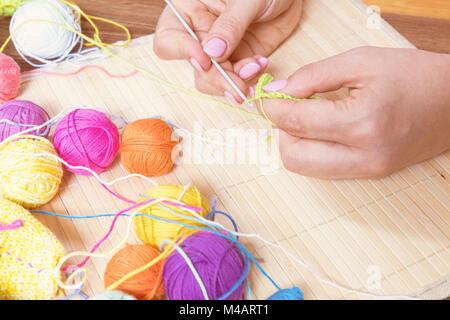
<box><xmin>0</xmin><ymin>0</ymin><xmax>449</xmax><ymax>72</ymax></box>
<box><xmin>364</xmin><ymin>0</ymin><xmax>450</xmax><ymax>20</ymax></box>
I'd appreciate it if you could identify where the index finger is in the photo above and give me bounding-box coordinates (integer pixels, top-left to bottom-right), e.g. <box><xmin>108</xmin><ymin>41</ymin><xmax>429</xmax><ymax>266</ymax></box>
<box><xmin>154</xmin><ymin>5</ymin><xmax>211</xmax><ymax>70</ymax></box>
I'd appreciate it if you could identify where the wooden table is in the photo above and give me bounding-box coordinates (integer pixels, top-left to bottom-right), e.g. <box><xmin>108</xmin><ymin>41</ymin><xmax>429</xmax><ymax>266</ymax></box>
<box><xmin>0</xmin><ymin>0</ymin><xmax>449</xmax><ymax>72</ymax></box>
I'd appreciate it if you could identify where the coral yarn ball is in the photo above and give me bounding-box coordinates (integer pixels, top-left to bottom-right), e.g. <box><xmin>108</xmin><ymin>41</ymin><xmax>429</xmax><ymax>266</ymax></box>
<box><xmin>119</xmin><ymin>118</ymin><xmax>178</xmax><ymax>177</ymax></box>
<box><xmin>53</xmin><ymin>108</ymin><xmax>119</xmax><ymax>175</ymax></box>
<box><xmin>0</xmin><ymin>99</ymin><xmax>50</xmax><ymax>142</ymax></box>
<box><xmin>0</xmin><ymin>53</ymin><xmax>21</xmax><ymax>103</ymax></box>
<box><xmin>104</xmin><ymin>244</ymin><xmax>165</xmax><ymax>300</ymax></box>
<box><xmin>162</xmin><ymin>232</ymin><xmax>247</xmax><ymax>300</ymax></box>
<box><xmin>0</xmin><ymin>135</ymin><xmax>63</xmax><ymax>209</ymax></box>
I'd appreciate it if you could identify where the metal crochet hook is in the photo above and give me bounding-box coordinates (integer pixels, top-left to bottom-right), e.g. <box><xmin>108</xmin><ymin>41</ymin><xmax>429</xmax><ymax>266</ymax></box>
<box><xmin>164</xmin><ymin>0</ymin><xmax>254</xmax><ymax>108</ymax></box>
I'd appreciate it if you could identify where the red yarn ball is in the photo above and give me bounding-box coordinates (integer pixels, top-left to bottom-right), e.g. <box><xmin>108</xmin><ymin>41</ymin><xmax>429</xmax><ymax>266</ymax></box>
<box><xmin>0</xmin><ymin>53</ymin><xmax>21</xmax><ymax>103</ymax></box>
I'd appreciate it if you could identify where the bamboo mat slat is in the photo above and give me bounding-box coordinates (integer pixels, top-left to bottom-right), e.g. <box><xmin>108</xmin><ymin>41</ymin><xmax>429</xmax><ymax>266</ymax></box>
<box><xmin>13</xmin><ymin>0</ymin><xmax>449</xmax><ymax>299</ymax></box>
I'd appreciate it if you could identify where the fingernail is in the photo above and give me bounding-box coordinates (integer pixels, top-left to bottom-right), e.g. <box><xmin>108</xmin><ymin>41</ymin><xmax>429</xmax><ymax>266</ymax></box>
<box><xmin>258</xmin><ymin>57</ymin><xmax>269</xmax><ymax>69</ymax></box>
<box><xmin>203</xmin><ymin>37</ymin><xmax>227</xmax><ymax>57</ymax></box>
<box><xmin>249</xmin><ymin>86</ymin><xmax>255</xmax><ymax>98</ymax></box>
<box><xmin>224</xmin><ymin>90</ymin><xmax>239</xmax><ymax>105</ymax></box>
<box><xmin>239</xmin><ymin>62</ymin><xmax>261</xmax><ymax>80</ymax></box>
<box><xmin>190</xmin><ymin>57</ymin><xmax>204</xmax><ymax>72</ymax></box>
<box><xmin>263</xmin><ymin>79</ymin><xmax>288</xmax><ymax>92</ymax></box>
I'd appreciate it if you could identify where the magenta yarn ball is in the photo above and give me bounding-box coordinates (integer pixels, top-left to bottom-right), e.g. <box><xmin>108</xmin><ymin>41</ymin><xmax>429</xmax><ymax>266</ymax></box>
<box><xmin>0</xmin><ymin>99</ymin><xmax>50</xmax><ymax>142</ymax></box>
<box><xmin>0</xmin><ymin>53</ymin><xmax>21</xmax><ymax>103</ymax></box>
<box><xmin>53</xmin><ymin>108</ymin><xmax>119</xmax><ymax>175</ymax></box>
<box><xmin>162</xmin><ymin>232</ymin><xmax>247</xmax><ymax>300</ymax></box>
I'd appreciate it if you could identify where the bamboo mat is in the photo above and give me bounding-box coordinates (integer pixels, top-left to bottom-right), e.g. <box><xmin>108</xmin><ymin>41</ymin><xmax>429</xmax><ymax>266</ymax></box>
<box><xmin>15</xmin><ymin>0</ymin><xmax>449</xmax><ymax>299</ymax></box>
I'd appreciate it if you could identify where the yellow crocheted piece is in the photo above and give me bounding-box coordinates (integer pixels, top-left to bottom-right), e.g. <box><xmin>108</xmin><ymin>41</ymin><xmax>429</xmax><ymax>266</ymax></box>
<box><xmin>0</xmin><ymin>198</ymin><xmax>65</xmax><ymax>300</ymax></box>
<box><xmin>0</xmin><ymin>135</ymin><xmax>63</xmax><ymax>209</ymax></box>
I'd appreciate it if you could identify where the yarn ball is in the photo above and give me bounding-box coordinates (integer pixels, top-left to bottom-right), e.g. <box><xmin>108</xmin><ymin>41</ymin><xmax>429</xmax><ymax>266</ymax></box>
<box><xmin>119</xmin><ymin>118</ymin><xmax>178</xmax><ymax>177</ymax></box>
<box><xmin>0</xmin><ymin>198</ymin><xmax>64</xmax><ymax>300</ymax></box>
<box><xmin>0</xmin><ymin>135</ymin><xmax>63</xmax><ymax>209</ymax></box>
<box><xmin>53</xmin><ymin>108</ymin><xmax>119</xmax><ymax>175</ymax></box>
<box><xmin>267</xmin><ymin>287</ymin><xmax>304</xmax><ymax>300</ymax></box>
<box><xmin>163</xmin><ymin>231</ymin><xmax>247</xmax><ymax>300</ymax></box>
<box><xmin>10</xmin><ymin>0</ymin><xmax>82</xmax><ymax>65</ymax></box>
<box><xmin>104</xmin><ymin>244</ymin><xmax>165</xmax><ymax>300</ymax></box>
<box><xmin>0</xmin><ymin>0</ymin><xmax>29</xmax><ymax>17</ymax></box>
<box><xmin>134</xmin><ymin>184</ymin><xmax>210</xmax><ymax>248</ymax></box>
<box><xmin>89</xmin><ymin>290</ymin><xmax>136</xmax><ymax>300</ymax></box>
<box><xmin>0</xmin><ymin>99</ymin><xmax>50</xmax><ymax>142</ymax></box>
<box><xmin>0</xmin><ymin>53</ymin><xmax>21</xmax><ymax>103</ymax></box>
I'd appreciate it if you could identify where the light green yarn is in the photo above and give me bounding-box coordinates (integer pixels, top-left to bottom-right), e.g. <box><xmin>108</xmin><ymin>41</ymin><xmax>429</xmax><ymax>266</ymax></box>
<box><xmin>0</xmin><ymin>0</ymin><xmax>30</xmax><ymax>17</ymax></box>
<box><xmin>248</xmin><ymin>73</ymin><xmax>319</xmax><ymax>125</ymax></box>
<box><xmin>89</xmin><ymin>290</ymin><xmax>137</xmax><ymax>300</ymax></box>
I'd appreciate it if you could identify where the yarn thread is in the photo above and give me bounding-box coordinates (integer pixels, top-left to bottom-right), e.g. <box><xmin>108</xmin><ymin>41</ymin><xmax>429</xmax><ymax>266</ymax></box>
<box><xmin>120</xmin><ymin>118</ymin><xmax>179</xmax><ymax>177</ymax></box>
<box><xmin>0</xmin><ymin>99</ymin><xmax>50</xmax><ymax>142</ymax></box>
<box><xmin>163</xmin><ymin>231</ymin><xmax>247</xmax><ymax>300</ymax></box>
<box><xmin>134</xmin><ymin>184</ymin><xmax>210</xmax><ymax>248</ymax></box>
<box><xmin>4</xmin><ymin>0</ymin><xmax>131</xmax><ymax>67</ymax></box>
<box><xmin>10</xmin><ymin>0</ymin><xmax>84</xmax><ymax>67</ymax></box>
<box><xmin>0</xmin><ymin>135</ymin><xmax>63</xmax><ymax>209</ymax></box>
<box><xmin>104</xmin><ymin>244</ymin><xmax>165</xmax><ymax>300</ymax></box>
<box><xmin>53</xmin><ymin>108</ymin><xmax>120</xmax><ymax>175</ymax></box>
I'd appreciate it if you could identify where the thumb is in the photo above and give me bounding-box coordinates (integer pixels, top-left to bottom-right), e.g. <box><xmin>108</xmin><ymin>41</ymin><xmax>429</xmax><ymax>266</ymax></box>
<box><xmin>202</xmin><ymin>0</ymin><xmax>261</xmax><ymax>61</ymax></box>
<box><xmin>262</xmin><ymin>48</ymin><xmax>365</xmax><ymax>98</ymax></box>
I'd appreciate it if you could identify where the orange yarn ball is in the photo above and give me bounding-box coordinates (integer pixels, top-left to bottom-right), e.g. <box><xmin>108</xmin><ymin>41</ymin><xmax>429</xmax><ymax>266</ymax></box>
<box><xmin>0</xmin><ymin>53</ymin><xmax>21</xmax><ymax>103</ymax></box>
<box><xmin>119</xmin><ymin>118</ymin><xmax>178</xmax><ymax>177</ymax></box>
<box><xmin>104</xmin><ymin>244</ymin><xmax>165</xmax><ymax>300</ymax></box>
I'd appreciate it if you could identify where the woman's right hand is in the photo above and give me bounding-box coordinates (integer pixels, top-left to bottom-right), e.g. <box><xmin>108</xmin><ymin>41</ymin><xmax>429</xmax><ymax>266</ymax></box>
<box><xmin>153</xmin><ymin>0</ymin><xmax>303</xmax><ymax>104</ymax></box>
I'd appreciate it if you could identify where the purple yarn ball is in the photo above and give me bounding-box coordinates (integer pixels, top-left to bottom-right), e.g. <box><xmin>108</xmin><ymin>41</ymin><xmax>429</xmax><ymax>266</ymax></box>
<box><xmin>0</xmin><ymin>99</ymin><xmax>50</xmax><ymax>142</ymax></box>
<box><xmin>162</xmin><ymin>231</ymin><xmax>247</xmax><ymax>300</ymax></box>
<box><xmin>52</xmin><ymin>108</ymin><xmax>119</xmax><ymax>175</ymax></box>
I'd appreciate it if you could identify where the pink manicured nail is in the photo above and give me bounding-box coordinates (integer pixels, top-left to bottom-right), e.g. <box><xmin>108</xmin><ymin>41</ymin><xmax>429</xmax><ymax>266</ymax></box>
<box><xmin>190</xmin><ymin>57</ymin><xmax>203</xmax><ymax>72</ymax></box>
<box><xmin>258</xmin><ymin>57</ymin><xmax>269</xmax><ymax>68</ymax></box>
<box><xmin>224</xmin><ymin>90</ymin><xmax>239</xmax><ymax>105</ymax></box>
<box><xmin>239</xmin><ymin>62</ymin><xmax>261</xmax><ymax>80</ymax></box>
<box><xmin>249</xmin><ymin>86</ymin><xmax>255</xmax><ymax>98</ymax></box>
<box><xmin>263</xmin><ymin>79</ymin><xmax>288</xmax><ymax>92</ymax></box>
<box><xmin>203</xmin><ymin>37</ymin><xmax>227</xmax><ymax>57</ymax></box>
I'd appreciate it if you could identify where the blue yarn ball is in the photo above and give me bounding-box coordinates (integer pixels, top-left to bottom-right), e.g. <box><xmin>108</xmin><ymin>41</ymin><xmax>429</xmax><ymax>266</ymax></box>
<box><xmin>89</xmin><ymin>290</ymin><xmax>136</xmax><ymax>300</ymax></box>
<box><xmin>267</xmin><ymin>287</ymin><xmax>304</xmax><ymax>300</ymax></box>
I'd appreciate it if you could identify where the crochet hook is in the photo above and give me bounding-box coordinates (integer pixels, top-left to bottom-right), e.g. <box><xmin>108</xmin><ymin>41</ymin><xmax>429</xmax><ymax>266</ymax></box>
<box><xmin>164</xmin><ymin>0</ymin><xmax>254</xmax><ymax>108</ymax></box>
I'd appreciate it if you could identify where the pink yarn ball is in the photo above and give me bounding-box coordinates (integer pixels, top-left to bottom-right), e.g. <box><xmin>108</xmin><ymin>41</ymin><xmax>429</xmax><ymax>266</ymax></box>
<box><xmin>0</xmin><ymin>53</ymin><xmax>21</xmax><ymax>103</ymax></box>
<box><xmin>0</xmin><ymin>99</ymin><xmax>50</xmax><ymax>142</ymax></box>
<box><xmin>53</xmin><ymin>108</ymin><xmax>119</xmax><ymax>175</ymax></box>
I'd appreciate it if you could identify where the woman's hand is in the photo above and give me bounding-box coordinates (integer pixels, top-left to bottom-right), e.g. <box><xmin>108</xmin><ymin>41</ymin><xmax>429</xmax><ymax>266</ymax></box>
<box><xmin>258</xmin><ymin>47</ymin><xmax>450</xmax><ymax>179</ymax></box>
<box><xmin>153</xmin><ymin>0</ymin><xmax>303</xmax><ymax>104</ymax></box>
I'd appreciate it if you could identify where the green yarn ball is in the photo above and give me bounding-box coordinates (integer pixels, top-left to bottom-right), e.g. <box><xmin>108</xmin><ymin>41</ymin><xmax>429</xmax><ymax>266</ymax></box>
<box><xmin>89</xmin><ymin>290</ymin><xmax>137</xmax><ymax>300</ymax></box>
<box><xmin>0</xmin><ymin>0</ymin><xmax>30</xmax><ymax>17</ymax></box>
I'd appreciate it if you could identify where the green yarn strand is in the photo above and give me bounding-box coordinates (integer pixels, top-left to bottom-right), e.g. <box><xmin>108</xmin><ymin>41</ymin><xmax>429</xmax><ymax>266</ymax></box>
<box><xmin>247</xmin><ymin>73</ymin><xmax>319</xmax><ymax>125</ymax></box>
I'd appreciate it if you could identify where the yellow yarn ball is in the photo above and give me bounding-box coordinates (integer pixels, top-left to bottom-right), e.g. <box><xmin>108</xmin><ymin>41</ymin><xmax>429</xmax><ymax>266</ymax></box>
<box><xmin>134</xmin><ymin>184</ymin><xmax>210</xmax><ymax>248</ymax></box>
<box><xmin>0</xmin><ymin>198</ymin><xmax>64</xmax><ymax>300</ymax></box>
<box><xmin>0</xmin><ymin>135</ymin><xmax>63</xmax><ymax>209</ymax></box>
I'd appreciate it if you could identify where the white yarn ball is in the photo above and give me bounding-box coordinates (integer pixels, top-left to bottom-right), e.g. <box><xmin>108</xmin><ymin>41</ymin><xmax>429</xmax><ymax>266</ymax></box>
<box><xmin>10</xmin><ymin>0</ymin><xmax>83</xmax><ymax>67</ymax></box>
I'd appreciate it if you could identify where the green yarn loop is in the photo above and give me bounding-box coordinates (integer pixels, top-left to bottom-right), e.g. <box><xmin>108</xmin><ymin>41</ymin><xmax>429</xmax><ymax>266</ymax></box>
<box><xmin>0</xmin><ymin>0</ymin><xmax>30</xmax><ymax>17</ymax></box>
<box><xmin>248</xmin><ymin>73</ymin><xmax>318</xmax><ymax>125</ymax></box>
